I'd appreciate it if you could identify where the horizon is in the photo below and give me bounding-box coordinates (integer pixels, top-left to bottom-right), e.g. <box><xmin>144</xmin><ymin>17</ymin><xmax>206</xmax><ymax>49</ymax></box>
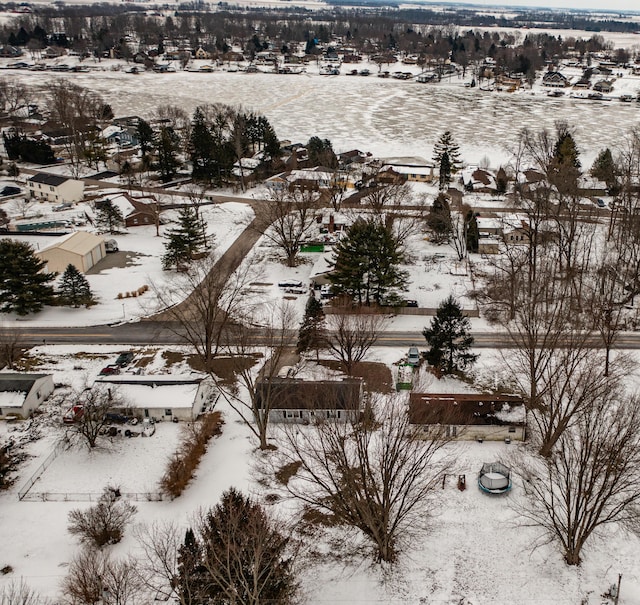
<box><xmin>409</xmin><ymin>0</ymin><xmax>640</xmax><ymax>14</ymax></box>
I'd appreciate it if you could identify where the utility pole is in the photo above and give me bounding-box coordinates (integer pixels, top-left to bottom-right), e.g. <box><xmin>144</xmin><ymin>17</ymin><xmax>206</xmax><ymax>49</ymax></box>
<box><xmin>614</xmin><ymin>573</ymin><xmax>622</xmax><ymax>605</ymax></box>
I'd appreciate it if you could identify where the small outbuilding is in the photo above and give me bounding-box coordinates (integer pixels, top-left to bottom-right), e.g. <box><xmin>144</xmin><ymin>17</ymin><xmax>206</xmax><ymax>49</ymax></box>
<box><xmin>36</xmin><ymin>231</ymin><xmax>106</xmax><ymax>274</ymax></box>
<box><xmin>0</xmin><ymin>373</ymin><xmax>54</xmax><ymax>420</ymax></box>
<box><xmin>27</xmin><ymin>173</ymin><xmax>85</xmax><ymax>204</ymax></box>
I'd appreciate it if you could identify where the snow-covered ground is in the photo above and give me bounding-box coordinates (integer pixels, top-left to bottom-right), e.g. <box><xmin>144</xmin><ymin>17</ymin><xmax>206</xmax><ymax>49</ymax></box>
<box><xmin>1</xmin><ymin>345</ymin><xmax>640</xmax><ymax>604</ymax></box>
<box><xmin>0</xmin><ymin>200</ymin><xmax>254</xmax><ymax>326</ymax></box>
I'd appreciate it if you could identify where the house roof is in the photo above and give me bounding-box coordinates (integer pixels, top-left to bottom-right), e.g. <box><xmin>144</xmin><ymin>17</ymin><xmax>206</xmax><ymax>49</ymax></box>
<box><xmin>96</xmin><ymin>374</ymin><xmax>203</xmax><ymax>386</ymax></box>
<box><xmin>256</xmin><ymin>378</ymin><xmax>363</xmax><ymax>410</ymax></box>
<box><xmin>28</xmin><ymin>173</ymin><xmax>70</xmax><ymax>187</ymax></box>
<box><xmin>0</xmin><ymin>373</ymin><xmax>49</xmax><ymax>408</ymax></box>
<box><xmin>408</xmin><ymin>393</ymin><xmax>525</xmax><ymax>426</ymax></box>
<box><xmin>37</xmin><ymin>230</ymin><xmax>104</xmax><ymax>256</ymax></box>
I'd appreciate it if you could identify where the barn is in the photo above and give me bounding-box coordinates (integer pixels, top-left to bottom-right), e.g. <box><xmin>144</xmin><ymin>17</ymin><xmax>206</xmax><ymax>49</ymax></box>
<box><xmin>36</xmin><ymin>231</ymin><xmax>106</xmax><ymax>274</ymax></box>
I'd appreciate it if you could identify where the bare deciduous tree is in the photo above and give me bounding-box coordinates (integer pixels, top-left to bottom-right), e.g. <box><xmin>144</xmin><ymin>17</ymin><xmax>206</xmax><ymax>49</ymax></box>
<box><xmin>0</xmin><ymin>325</ymin><xmax>24</xmax><ymax>370</ymax></box>
<box><xmin>273</xmin><ymin>397</ymin><xmax>452</xmax><ymax>562</ymax></box>
<box><xmin>255</xmin><ymin>188</ymin><xmax>320</xmax><ymax>267</ymax></box>
<box><xmin>63</xmin><ymin>382</ymin><xmax>124</xmax><ymax>449</ymax></box>
<box><xmin>68</xmin><ymin>486</ymin><xmax>137</xmax><ymax>548</ymax></box>
<box><xmin>517</xmin><ymin>392</ymin><xmax>640</xmax><ymax>566</ymax></box>
<box><xmin>62</xmin><ymin>547</ymin><xmax>142</xmax><ymax>605</ymax></box>
<box><xmin>0</xmin><ymin>580</ymin><xmax>46</xmax><ymax>605</ymax></box>
<box><xmin>153</xmin><ymin>253</ymin><xmax>257</xmax><ymax>367</ymax></box>
<box><xmin>325</xmin><ymin>306</ymin><xmax>389</xmax><ymax>375</ymax></box>
<box><xmin>218</xmin><ymin>302</ymin><xmax>297</xmax><ymax>450</ymax></box>
<box><xmin>133</xmin><ymin>521</ymin><xmax>182</xmax><ymax>603</ymax></box>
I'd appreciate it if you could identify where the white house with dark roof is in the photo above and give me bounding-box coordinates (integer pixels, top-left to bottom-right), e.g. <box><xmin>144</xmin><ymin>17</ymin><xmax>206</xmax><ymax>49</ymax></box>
<box><xmin>95</xmin><ymin>374</ymin><xmax>218</xmax><ymax>421</ymax></box>
<box><xmin>0</xmin><ymin>373</ymin><xmax>54</xmax><ymax>419</ymax></box>
<box><xmin>27</xmin><ymin>173</ymin><xmax>84</xmax><ymax>204</ymax></box>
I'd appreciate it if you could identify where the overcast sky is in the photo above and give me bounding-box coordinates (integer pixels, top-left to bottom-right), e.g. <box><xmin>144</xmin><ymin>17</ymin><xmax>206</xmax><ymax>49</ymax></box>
<box><xmin>467</xmin><ymin>0</ymin><xmax>638</xmax><ymax>13</ymax></box>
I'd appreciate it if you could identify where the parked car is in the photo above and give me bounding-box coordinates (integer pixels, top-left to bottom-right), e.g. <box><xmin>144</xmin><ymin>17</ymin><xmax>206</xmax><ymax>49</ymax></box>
<box><xmin>278</xmin><ymin>280</ymin><xmax>303</xmax><ymax>288</ymax></box>
<box><xmin>99</xmin><ymin>364</ymin><xmax>121</xmax><ymax>376</ymax></box>
<box><xmin>53</xmin><ymin>202</ymin><xmax>73</xmax><ymax>212</ymax></box>
<box><xmin>105</xmin><ymin>239</ymin><xmax>119</xmax><ymax>253</ymax></box>
<box><xmin>63</xmin><ymin>405</ymin><xmax>84</xmax><ymax>424</ymax></box>
<box><xmin>407</xmin><ymin>346</ymin><xmax>421</xmax><ymax>366</ymax></box>
<box><xmin>115</xmin><ymin>351</ymin><xmax>134</xmax><ymax>367</ymax></box>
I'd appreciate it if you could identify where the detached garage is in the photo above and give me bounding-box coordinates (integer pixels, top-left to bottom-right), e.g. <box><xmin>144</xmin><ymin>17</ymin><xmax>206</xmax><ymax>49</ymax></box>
<box><xmin>0</xmin><ymin>373</ymin><xmax>54</xmax><ymax>419</ymax></box>
<box><xmin>36</xmin><ymin>231</ymin><xmax>106</xmax><ymax>274</ymax></box>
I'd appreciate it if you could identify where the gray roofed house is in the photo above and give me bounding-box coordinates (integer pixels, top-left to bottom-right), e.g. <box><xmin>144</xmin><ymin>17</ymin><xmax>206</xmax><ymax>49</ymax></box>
<box><xmin>0</xmin><ymin>373</ymin><xmax>54</xmax><ymax>419</ymax></box>
<box><xmin>257</xmin><ymin>378</ymin><xmax>364</xmax><ymax>423</ymax></box>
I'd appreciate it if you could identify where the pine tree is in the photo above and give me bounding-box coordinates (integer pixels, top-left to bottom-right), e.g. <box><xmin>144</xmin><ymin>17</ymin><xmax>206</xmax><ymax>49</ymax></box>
<box><xmin>176</xmin><ymin>488</ymin><xmax>298</xmax><ymax>604</ymax></box>
<box><xmin>136</xmin><ymin>118</ymin><xmax>155</xmax><ymax>157</ymax></box>
<box><xmin>0</xmin><ymin>240</ymin><xmax>56</xmax><ymax>316</ymax></box>
<box><xmin>439</xmin><ymin>151</ymin><xmax>452</xmax><ymax>191</ymax></box>
<box><xmin>189</xmin><ymin>107</ymin><xmax>216</xmax><ymax>182</ymax></box>
<box><xmin>423</xmin><ymin>295</ymin><xmax>478</xmax><ymax>375</ymax></box>
<box><xmin>550</xmin><ymin>127</ymin><xmax>581</xmax><ymax>195</ymax></box>
<box><xmin>433</xmin><ymin>131</ymin><xmax>462</xmax><ymax>173</ymax></box>
<box><xmin>58</xmin><ymin>264</ymin><xmax>93</xmax><ymax>308</ymax></box>
<box><xmin>96</xmin><ymin>200</ymin><xmax>124</xmax><ymax>234</ymax></box>
<box><xmin>157</xmin><ymin>126</ymin><xmax>181</xmax><ymax>183</ymax></box>
<box><xmin>162</xmin><ymin>207</ymin><xmax>208</xmax><ymax>270</ymax></box>
<box><xmin>426</xmin><ymin>193</ymin><xmax>452</xmax><ymax>243</ymax></box>
<box><xmin>591</xmin><ymin>147</ymin><xmax>619</xmax><ymax>194</ymax></box>
<box><xmin>465</xmin><ymin>210</ymin><xmax>479</xmax><ymax>253</ymax></box>
<box><xmin>329</xmin><ymin>219</ymin><xmax>408</xmax><ymax>306</ymax></box>
<box><xmin>297</xmin><ymin>294</ymin><xmax>325</xmax><ymax>356</ymax></box>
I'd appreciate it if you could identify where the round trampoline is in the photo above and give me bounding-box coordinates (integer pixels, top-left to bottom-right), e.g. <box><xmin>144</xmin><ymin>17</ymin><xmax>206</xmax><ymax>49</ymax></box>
<box><xmin>478</xmin><ymin>462</ymin><xmax>512</xmax><ymax>494</ymax></box>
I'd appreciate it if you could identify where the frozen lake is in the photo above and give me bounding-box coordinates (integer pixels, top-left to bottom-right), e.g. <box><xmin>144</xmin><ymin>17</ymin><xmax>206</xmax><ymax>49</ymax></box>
<box><xmin>12</xmin><ymin>67</ymin><xmax>640</xmax><ymax>166</ymax></box>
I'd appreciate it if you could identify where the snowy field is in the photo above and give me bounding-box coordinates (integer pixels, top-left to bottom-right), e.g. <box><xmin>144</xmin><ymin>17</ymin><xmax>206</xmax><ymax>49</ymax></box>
<box><xmin>1</xmin><ymin>345</ymin><xmax>640</xmax><ymax>604</ymax></box>
<box><xmin>0</xmin><ymin>201</ymin><xmax>254</xmax><ymax>326</ymax></box>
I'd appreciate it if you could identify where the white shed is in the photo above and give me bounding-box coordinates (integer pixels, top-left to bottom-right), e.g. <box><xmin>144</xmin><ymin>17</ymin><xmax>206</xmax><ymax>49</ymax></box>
<box><xmin>36</xmin><ymin>231</ymin><xmax>106</xmax><ymax>274</ymax></box>
<box><xmin>0</xmin><ymin>373</ymin><xmax>54</xmax><ymax>420</ymax></box>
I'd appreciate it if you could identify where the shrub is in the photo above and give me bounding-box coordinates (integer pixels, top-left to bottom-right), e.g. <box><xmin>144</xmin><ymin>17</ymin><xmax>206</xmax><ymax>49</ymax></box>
<box><xmin>68</xmin><ymin>486</ymin><xmax>137</xmax><ymax>547</ymax></box>
<box><xmin>160</xmin><ymin>412</ymin><xmax>223</xmax><ymax>498</ymax></box>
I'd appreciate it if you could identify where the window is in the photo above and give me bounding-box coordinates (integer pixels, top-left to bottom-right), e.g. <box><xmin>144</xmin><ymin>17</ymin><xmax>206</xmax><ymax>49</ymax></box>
<box><xmin>49</xmin><ymin>186</ymin><xmax>54</xmax><ymax>192</ymax></box>
<box><xmin>285</xmin><ymin>410</ymin><xmax>301</xmax><ymax>419</ymax></box>
<box><xmin>508</xmin><ymin>426</ymin><xmax>516</xmax><ymax>433</ymax></box>
<box><xmin>165</xmin><ymin>409</ymin><xmax>172</xmax><ymax>416</ymax></box>
<box><xmin>36</xmin><ymin>390</ymin><xmax>41</xmax><ymax>399</ymax></box>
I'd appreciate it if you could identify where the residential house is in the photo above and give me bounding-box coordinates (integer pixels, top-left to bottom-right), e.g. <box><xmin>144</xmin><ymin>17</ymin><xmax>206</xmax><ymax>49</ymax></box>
<box><xmin>495</xmin><ymin>74</ymin><xmax>522</xmax><ymax>90</ymax></box>
<box><xmin>542</xmin><ymin>71</ymin><xmax>570</xmax><ymax>87</ymax></box>
<box><xmin>257</xmin><ymin>378</ymin><xmax>364</xmax><ymax>423</ymax></box>
<box><xmin>461</xmin><ymin>167</ymin><xmax>497</xmax><ymax>193</ymax></box>
<box><xmin>27</xmin><ymin>173</ymin><xmax>85</xmax><ymax>204</ymax></box>
<box><xmin>0</xmin><ymin>46</ymin><xmax>22</xmax><ymax>58</ymax></box>
<box><xmin>593</xmin><ymin>79</ymin><xmax>614</xmax><ymax>93</ymax></box>
<box><xmin>379</xmin><ymin>157</ymin><xmax>435</xmax><ymax>183</ymax></box>
<box><xmin>36</xmin><ymin>231</ymin><xmax>106</xmax><ymax>273</ymax></box>
<box><xmin>309</xmin><ymin>252</ymin><xmax>335</xmax><ymax>286</ymax></box>
<box><xmin>0</xmin><ymin>374</ymin><xmax>54</xmax><ymax>420</ymax></box>
<box><xmin>99</xmin><ymin>193</ymin><xmax>159</xmax><ymax>228</ymax></box>
<box><xmin>194</xmin><ymin>47</ymin><xmax>211</xmax><ymax>60</ymax></box>
<box><xmin>408</xmin><ymin>392</ymin><xmax>526</xmax><ymax>441</ymax></box>
<box><xmin>95</xmin><ymin>375</ymin><xmax>217</xmax><ymax>421</ymax></box>
<box><xmin>102</xmin><ymin>125</ymin><xmax>139</xmax><ymax>148</ymax></box>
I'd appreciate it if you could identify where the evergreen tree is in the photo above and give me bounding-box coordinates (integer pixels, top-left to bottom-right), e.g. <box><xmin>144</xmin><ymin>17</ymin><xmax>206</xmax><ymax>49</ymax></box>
<box><xmin>176</xmin><ymin>488</ymin><xmax>298</xmax><ymax>605</ymax></box>
<box><xmin>189</xmin><ymin>107</ymin><xmax>215</xmax><ymax>182</ymax></box>
<box><xmin>96</xmin><ymin>200</ymin><xmax>124</xmax><ymax>234</ymax></box>
<box><xmin>591</xmin><ymin>147</ymin><xmax>619</xmax><ymax>195</ymax></box>
<box><xmin>550</xmin><ymin>125</ymin><xmax>581</xmax><ymax>194</ymax></box>
<box><xmin>297</xmin><ymin>294</ymin><xmax>325</xmax><ymax>356</ymax></box>
<box><xmin>162</xmin><ymin>207</ymin><xmax>207</xmax><ymax>270</ymax></box>
<box><xmin>0</xmin><ymin>240</ymin><xmax>56</xmax><ymax>315</ymax></box>
<box><xmin>423</xmin><ymin>295</ymin><xmax>478</xmax><ymax>375</ymax></box>
<box><xmin>426</xmin><ymin>193</ymin><xmax>452</xmax><ymax>243</ymax></box>
<box><xmin>438</xmin><ymin>151</ymin><xmax>452</xmax><ymax>191</ymax></box>
<box><xmin>307</xmin><ymin>136</ymin><xmax>337</xmax><ymax>168</ymax></box>
<box><xmin>58</xmin><ymin>264</ymin><xmax>93</xmax><ymax>308</ymax></box>
<box><xmin>329</xmin><ymin>219</ymin><xmax>408</xmax><ymax>306</ymax></box>
<box><xmin>432</xmin><ymin>131</ymin><xmax>462</xmax><ymax>172</ymax></box>
<box><xmin>136</xmin><ymin>118</ymin><xmax>155</xmax><ymax>157</ymax></box>
<box><xmin>465</xmin><ymin>210</ymin><xmax>479</xmax><ymax>253</ymax></box>
<box><xmin>156</xmin><ymin>126</ymin><xmax>181</xmax><ymax>183</ymax></box>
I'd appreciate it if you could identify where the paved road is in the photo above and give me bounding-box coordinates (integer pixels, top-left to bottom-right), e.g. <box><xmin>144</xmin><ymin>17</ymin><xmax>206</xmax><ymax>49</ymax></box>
<box><xmin>8</xmin><ymin>323</ymin><xmax>640</xmax><ymax>350</ymax></box>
